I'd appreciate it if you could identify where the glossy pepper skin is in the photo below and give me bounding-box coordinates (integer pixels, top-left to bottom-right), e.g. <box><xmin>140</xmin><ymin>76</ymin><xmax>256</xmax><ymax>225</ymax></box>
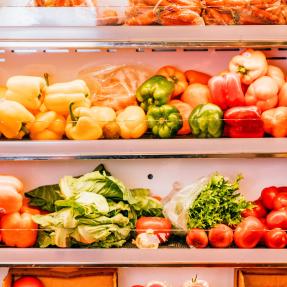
<box><xmin>147</xmin><ymin>104</ymin><xmax>182</xmax><ymax>138</ymax></box>
<box><xmin>136</xmin><ymin>75</ymin><xmax>174</xmax><ymax>111</ymax></box>
<box><xmin>224</xmin><ymin>106</ymin><xmax>264</xmax><ymax>138</ymax></box>
<box><xmin>262</xmin><ymin>107</ymin><xmax>287</xmax><ymax>138</ymax></box>
<box><xmin>5</xmin><ymin>76</ymin><xmax>46</xmax><ymax>112</ymax></box>
<box><xmin>0</xmin><ymin>99</ymin><xmax>35</xmax><ymax>139</ymax></box>
<box><xmin>245</xmin><ymin>76</ymin><xmax>278</xmax><ymax>112</ymax></box>
<box><xmin>229</xmin><ymin>49</ymin><xmax>268</xmax><ymax>85</ymax></box>
<box><xmin>28</xmin><ymin>111</ymin><xmax>66</xmax><ymax>140</ymax></box>
<box><xmin>65</xmin><ymin>104</ymin><xmax>102</xmax><ymax>140</ymax></box>
<box><xmin>208</xmin><ymin>72</ymin><xmax>245</xmax><ymax>110</ymax></box>
<box><xmin>156</xmin><ymin>66</ymin><xmax>188</xmax><ymax>98</ymax></box>
<box><xmin>188</xmin><ymin>103</ymin><xmax>223</xmax><ymax>138</ymax></box>
<box><xmin>44</xmin><ymin>80</ymin><xmax>91</xmax><ymax>116</ymax></box>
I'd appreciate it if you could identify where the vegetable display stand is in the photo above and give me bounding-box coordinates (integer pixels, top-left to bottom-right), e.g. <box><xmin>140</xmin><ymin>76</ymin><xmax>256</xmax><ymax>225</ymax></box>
<box><xmin>1</xmin><ymin>22</ymin><xmax>287</xmax><ymax>287</ymax></box>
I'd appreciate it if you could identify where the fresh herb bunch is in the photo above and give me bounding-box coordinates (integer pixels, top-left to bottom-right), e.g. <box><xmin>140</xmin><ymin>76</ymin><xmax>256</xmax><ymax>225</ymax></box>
<box><xmin>188</xmin><ymin>174</ymin><xmax>251</xmax><ymax>229</ymax></box>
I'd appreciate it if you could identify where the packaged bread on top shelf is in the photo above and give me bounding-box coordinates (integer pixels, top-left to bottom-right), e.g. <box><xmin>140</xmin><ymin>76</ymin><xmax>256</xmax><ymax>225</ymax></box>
<box><xmin>125</xmin><ymin>0</ymin><xmax>205</xmax><ymax>25</ymax></box>
<box><xmin>33</xmin><ymin>0</ymin><xmax>95</xmax><ymax>6</ymax></box>
<box><xmin>202</xmin><ymin>0</ymin><xmax>286</xmax><ymax>24</ymax></box>
<box><xmin>95</xmin><ymin>0</ymin><xmax>128</xmax><ymax>25</ymax></box>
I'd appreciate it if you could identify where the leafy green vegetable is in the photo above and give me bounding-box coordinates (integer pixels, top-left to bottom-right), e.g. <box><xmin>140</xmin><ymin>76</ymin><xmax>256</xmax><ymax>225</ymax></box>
<box><xmin>29</xmin><ymin>164</ymin><xmax>163</xmax><ymax>248</ymax></box>
<box><xmin>25</xmin><ymin>164</ymin><xmax>112</xmax><ymax>212</ymax></box>
<box><xmin>130</xmin><ymin>189</ymin><xmax>163</xmax><ymax>217</ymax></box>
<box><xmin>188</xmin><ymin>174</ymin><xmax>250</xmax><ymax>229</ymax></box>
<box><xmin>25</xmin><ymin>184</ymin><xmax>62</xmax><ymax>212</ymax></box>
<box><xmin>59</xmin><ymin>171</ymin><xmax>135</xmax><ymax>204</ymax></box>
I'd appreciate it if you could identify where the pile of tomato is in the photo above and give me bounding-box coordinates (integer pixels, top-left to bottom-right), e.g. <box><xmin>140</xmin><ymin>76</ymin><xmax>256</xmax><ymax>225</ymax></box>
<box><xmin>186</xmin><ymin>186</ymin><xmax>287</xmax><ymax>249</ymax></box>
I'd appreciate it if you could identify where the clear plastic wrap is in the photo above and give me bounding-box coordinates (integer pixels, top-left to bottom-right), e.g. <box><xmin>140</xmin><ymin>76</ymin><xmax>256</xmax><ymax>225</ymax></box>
<box><xmin>203</xmin><ymin>0</ymin><xmax>286</xmax><ymax>25</ymax></box>
<box><xmin>125</xmin><ymin>0</ymin><xmax>205</xmax><ymax>25</ymax></box>
<box><xmin>31</xmin><ymin>0</ymin><xmax>95</xmax><ymax>7</ymax></box>
<box><xmin>78</xmin><ymin>64</ymin><xmax>152</xmax><ymax>111</ymax></box>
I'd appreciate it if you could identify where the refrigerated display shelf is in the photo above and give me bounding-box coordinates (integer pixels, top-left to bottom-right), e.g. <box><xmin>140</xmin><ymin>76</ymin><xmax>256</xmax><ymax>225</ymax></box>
<box><xmin>0</xmin><ymin>138</ymin><xmax>287</xmax><ymax>160</ymax></box>
<box><xmin>0</xmin><ymin>248</ymin><xmax>287</xmax><ymax>266</ymax></box>
<box><xmin>1</xmin><ymin>26</ymin><xmax>287</xmax><ymax>48</ymax></box>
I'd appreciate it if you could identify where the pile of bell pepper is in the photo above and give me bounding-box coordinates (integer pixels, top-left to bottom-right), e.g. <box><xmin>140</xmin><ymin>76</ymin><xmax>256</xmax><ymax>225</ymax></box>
<box><xmin>0</xmin><ymin>48</ymin><xmax>287</xmax><ymax>140</ymax></box>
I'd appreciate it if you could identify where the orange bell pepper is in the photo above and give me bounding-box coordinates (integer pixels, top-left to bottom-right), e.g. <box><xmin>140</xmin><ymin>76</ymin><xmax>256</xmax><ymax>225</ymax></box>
<box><xmin>28</xmin><ymin>111</ymin><xmax>66</xmax><ymax>140</ymax></box>
<box><xmin>0</xmin><ymin>212</ymin><xmax>38</xmax><ymax>247</ymax></box>
<box><xmin>229</xmin><ymin>49</ymin><xmax>268</xmax><ymax>85</ymax></box>
<box><xmin>262</xmin><ymin>107</ymin><xmax>287</xmax><ymax>138</ymax></box>
<box><xmin>20</xmin><ymin>198</ymin><xmax>41</xmax><ymax>215</ymax></box>
<box><xmin>267</xmin><ymin>65</ymin><xmax>285</xmax><ymax>90</ymax></box>
<box><xmin>181</xmin><ymin>83</ymin><xmax>211</xmax><ymax>109</ymax></box>
<box><xmin>184</xmin><ymin>70</ymin><xmax>211</xmax><ymax>85</ymax></box>
<box><xmin>0</xmin><ymin>175</ymin><xmax>23</xmax><ymax>215</ymax></box>
<box><xmin>279</xmin><ymin>83</ymin><xmax>287</xmax><ymax>107</ymax></box>
<box><xmin>157</xmin><ymin>66</ymin><xmax>188</xmax><ymax>98</ymax></box>
<box><xmin>169</xmin><ymin>100</ymin><xmax>192</xmax><ymax>135</ymax></box>
<box><xmin>245</xmin><ymin>76</ymin><xmax>279</xmax><ymax>112</ymax></box>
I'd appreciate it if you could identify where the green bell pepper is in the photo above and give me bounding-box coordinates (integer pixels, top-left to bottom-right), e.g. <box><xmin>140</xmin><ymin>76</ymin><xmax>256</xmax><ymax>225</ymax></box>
<box><xmin>136</xmin><ymin>75</ymin><xmax>174</xmax><ymax>111</ymax></box>
<box><xmin>147</xmin><ymin>105</ymin><xmax>182</xmax><ymax>139</ymax></box>
<box><xmin>188</xmin><ymin>103</ymin><xmax>223</xmax><ymax>138</ymax></box>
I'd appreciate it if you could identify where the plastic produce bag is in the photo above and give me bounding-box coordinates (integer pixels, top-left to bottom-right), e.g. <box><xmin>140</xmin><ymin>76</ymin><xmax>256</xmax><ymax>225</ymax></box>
<box><xmin>96</xmin><ymin>0</ymin><xmax>128</xmax><ymax>25</ymax></box>
<box><xmin>31</xmin><ymin>0</ymin><xmax>95</xmax><ymax>6</ymax></box>
<box><xmin>203</xmin><ymin>0</ymin><xmax>285</xmax><ymax>25</ymax></box>
<box><xmin>163</xmin><ymin>176</ymin><xmax>209</xmax><ymax>232</ymax></box>
<box><xmin>78</xmin><ymin>64</ymin><xmax>152</xmax><ymax>111</ymax></box>
<box><xmin>125</xmin><ymin>0</ymin><xmax>205</xmax><ymax>25</ymax></box>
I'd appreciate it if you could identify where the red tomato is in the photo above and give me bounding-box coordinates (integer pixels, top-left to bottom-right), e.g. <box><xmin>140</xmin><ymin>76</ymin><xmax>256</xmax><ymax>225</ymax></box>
<box><xmin>208</xmin><ymin>224</ymin><xmax>233</xmax><ymax>248</ymax></box>
<box><xmin>266</xmin><ymin>209</ymin><xmax>287</xmax><ymax>229</ymax></box>
<box><xmin>131</xmin><ymin>285</ymin><xmax>145</xmax><ymax>287</ymax></box>
<box><xmin>234</xmin><ymin>216</ymin><xmax>264</xmax><ymax>248</ymax></box>
<box><xmin>146</xmin><ymin>282</ymin><xmax>168</xmax><ymax>287</ymax></box>
<box><xmin>169</xmin><ymin>100</ymin><xmax>192</xmax><ymax>135</ymax></box>
<box><xmin>259</xmin><ymin>217</ymin><xmax>267</xmax><ymax>225</ymax></box>
<box><xmin>186</xmin><ymin>228</ymin><xmax>208</xmax><ymax>248</ymax></box>
<box><xmin>278</xmin><ymin>187</ymin><xmax>287</xmax><ymax>193</ymax></box>
<box><xmin>264</xmin><ymin>228</ymin><xmax>287</xmax><ymax>248</ymax></box>
<box><xmin>273</xmin><ymin>192</ymin><xmax>287</xmax><ymax>210</ymax></box>
<box><xmin>152</xmin><ymin>195</ymin><xmax>162</xmax><ymax>201</ymax></box>
<box><xmin>185</xmin><ymin>70</ymin><xmax>211</xmax><ymax>85</ymax></box>
<box><xmin>261</xmin><ymin>186</ymin><xmax>278</xmax><ymax>210</ymax></box>
<box><xmin>259</xmin><ymin>220</ymin><xmax>268</xmax><ymax>245</ymax></box>
<box><xmin>13</xmin><ymin>277</ymin><xmax>44</xmax><ymax>287</ymax></box>
<box><xmin>241</xmin><ymin>200</ymin><xmax>267</xmax><ymax>218</ymax></box>
<box><xmin>136</xmin><ymin>217</ymin><xmax>172</xmax><ymax>243</ymax></box>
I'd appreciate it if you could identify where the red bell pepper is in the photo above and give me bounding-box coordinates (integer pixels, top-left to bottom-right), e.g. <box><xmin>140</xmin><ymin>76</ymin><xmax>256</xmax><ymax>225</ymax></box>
<box><xmin>208</xmin><ymin>72</ymin><xmax>245</xmax><ymax>110</ymax></box>
<box><xmin>224</xmin><ymin>106</ymin><xmax>264</xmax><ymax>138</ymax></box>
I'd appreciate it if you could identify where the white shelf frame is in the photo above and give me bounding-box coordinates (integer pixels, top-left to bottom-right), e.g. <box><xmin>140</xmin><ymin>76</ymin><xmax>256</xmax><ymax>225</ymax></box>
<box><xmin>1</xmin><ymin>26</ymin><xmax>287</xmax><ymax>48</ymax></box>
<box><xmin>0</xmin><ymin>249</ymin><xmax>286</xmax><ymax>266</ymax></box>
<box><xmin>0</xmin><ymin>139</ymin><xmax>287</xmax><ymax>160</ymax></box>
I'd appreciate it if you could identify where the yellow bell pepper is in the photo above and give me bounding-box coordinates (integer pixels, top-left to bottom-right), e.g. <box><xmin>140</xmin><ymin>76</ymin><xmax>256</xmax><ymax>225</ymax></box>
<box><xmin>5</xmin><ymin>76</ymin><xmax>46</xmax><ymax>111</ymax></box>
<box><xmin>44</xmin><ymin>80</ymin><xmax>91</xmax><ymax>116</ymax></box>
<box><xmin>116</xmin><ymin>106</ymin><xmax>147</xmax><ymax>139</ymax></box>
<box><xmin>90</xmin><ymin>106</ymin><xmax>117</xmax><ymax>128</ymax></box>
<box><xmin>65</xmin><ymin>104</ymin><xmax>102</xmax><ymax>140</ymax></box>
<box><xmin>0</xmin><ymin>86</ymin><xmax>6</xmax><ymax>98</ymax></box>
<box><xmin>28</xmin><ymin>111</ymin><xmax>66</xmax><ymax>140</ymax></box>
<box><xmin>0</xmin><ymin>99</ymin><xmax>35</xmax><ymax>139</ymax></box>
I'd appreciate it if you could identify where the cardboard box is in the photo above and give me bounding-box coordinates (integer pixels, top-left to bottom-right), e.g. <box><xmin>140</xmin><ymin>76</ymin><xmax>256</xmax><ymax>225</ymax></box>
<box><xmin>3</xmin><ymin>267</ymin><xmax>117</xmax><ymax>287</ymax></box>
<box><xmin>235</xmin><ymin>268</ymin><xmax>287</xmax><ymax>287</ymax></box>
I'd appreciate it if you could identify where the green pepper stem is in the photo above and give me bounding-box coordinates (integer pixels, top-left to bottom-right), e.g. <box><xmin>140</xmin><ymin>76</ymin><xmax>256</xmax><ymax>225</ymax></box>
<box><xmin>237</xmin><ymin>66</ymin><xmax>247</xmax><ymax>75</ymax></box>
<box><xmin>192</xmin><ymin>275</ymin><xmax>198</xmax><ymax>283</ymax></box>
<box><xmin>69</xmin><ymin>102</ymin><xmax>78</xmax><ymax>126</ymax></box>
<box><xmin>44</xmin><ymin>73</ymin><xmax>50</xmax><ymax>86</ymax></box>
<box><xmin>20</xmin><ymin>124</ymin><xmax>29</xmax><ymax>135</ymax></box>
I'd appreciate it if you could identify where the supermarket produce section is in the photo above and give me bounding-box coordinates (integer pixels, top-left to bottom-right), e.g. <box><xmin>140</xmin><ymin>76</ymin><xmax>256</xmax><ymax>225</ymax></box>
<box><xmin>1</xmin><ymin>1</ymin><xmax>287</xmax><ymax>287</ymax></box>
